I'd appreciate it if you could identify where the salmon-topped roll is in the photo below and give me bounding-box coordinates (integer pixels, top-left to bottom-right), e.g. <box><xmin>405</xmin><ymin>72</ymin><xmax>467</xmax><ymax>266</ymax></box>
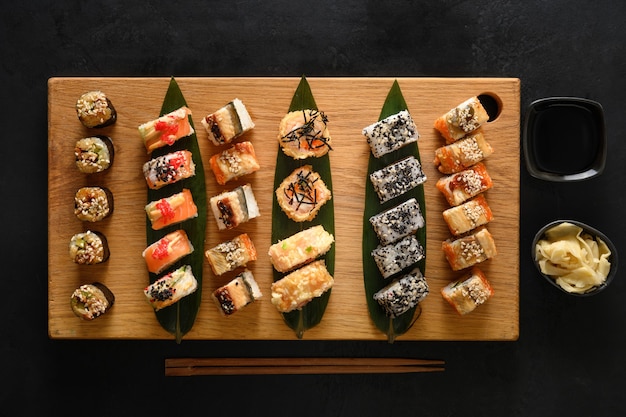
<box><xmin>142</xmin><ymin>229</ymin><xmax>194</xmax><ymax>274</ymax></box>
<box><xmin>138</xmin><ymin>106</ymin><xmax>194</xmax><ymax>153</ymax></box>
<box><xmin>441</xmin><ymin>267</ymin><xmax>494</xmax><ymax>315</ymax></box>
<box><xmin>442</xmin><ymin>228</ymin><xmax>497</xmax><ymax>271</ymax></box>
<box><xmin>144</xmin><ymin>265</ymin><xmax>198</xmax><ymax>311</ymax></box>
<box><xmin>278</xmin><ymin>109</ymin><xmax>332</xmax><ymax>159</ymax></box>
<box><xmin>433</xmin><ymin>132</ymin><xmax>494</xmax><ymax>174</ymax></box>
<box><xmin>275</xmin><ymin>165</ymin><xmax>332</xmax><ymax>222</ymax></box>
<box><xmin>143</xmin><ymin>150</ymin><xmax>196</xmax><ymax>190</ymax></box>
<box><xmin>145</xmin><ymin>188</ymin><xmax>198</xmax><ymax>230</ymax></box>
<box><xmin>442</xmin><ymin>195</ymin><xmax>493</xmax><ymax>236</ymax></box>
<box><xmin>436</xmin><ymin>162</ymin><xmax>493</xmax><ymax>207</ymax></box>
<box><xmin>434</xmin><ymin>96</ymin><xmax>489</xmax><ymax>143</ymax></box>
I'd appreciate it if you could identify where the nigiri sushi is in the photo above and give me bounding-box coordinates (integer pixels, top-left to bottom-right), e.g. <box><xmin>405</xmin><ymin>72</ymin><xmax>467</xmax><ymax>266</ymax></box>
<box><xmin>138</xmin><ymin>106</ymin><xmax>194</xmax><ymax>153</ymax></box>
<box><xmin>212</xmin><ymin>269</ymin><xmax>262</xmax><ymax>316</ymax></box>
<box><xmin>202</xmin><ymin>98</ymin><xmax>255</xmax><ymax>146</ymax></box>
<box><xmin>209</xmin><ymin>183</ymin><xmax>260</xmax><ymax>230</ymax></box>
<box><xmin>275</xmin><ymin>165</ymin><xmax>331</xmax><ymax>222</ymax></box>
<box><xmin>144</xmin><ymin>265</ymin><xmax>198</xmax><ymax>311</ymax></box>
<box><xmin>143</xmin><ymin>150</ymin><xmax>196</xmax><ymax>190</ymax></box>
<box><xmin>205</xmin><ymin>233</ymin><xmax>257</xmax><ymax>276</ymax></box>
<box><xmin>142</xmin><ymin>229</ymin><xmax>194</xmax><ymax>274</ymax></box>
<box><xmin>278</xmin><ymin>109</ymin><xmax>332</xmax><ymax>159</ymax></box>
<box><xmin>209</xmin><ymin>141</ymin><xmax>260</xmax><ymax>185</ymax></box>
<box><xmin>145</xmin><ymin>188</ymin><xmax>198</xmax><ymax>230</ymax></box>
<box><xmin>268</xmin><ymin>225</ymin><xmax>334</xmax><ymax>273</ymax></box>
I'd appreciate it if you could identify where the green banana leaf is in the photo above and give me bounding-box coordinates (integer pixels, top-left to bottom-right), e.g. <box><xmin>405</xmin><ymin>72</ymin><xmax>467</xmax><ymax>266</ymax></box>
<box><xmin>271</xmin><ymin>76</ymin><xmax>335</xmax><ymax>339</ymax></box>
<box><xmin>362</xmin><ymin>80</ymin><xmax>427</xmax><ymax>343</ymax></box>
<box><xmin>145</xmin><ymin>77</ymin><xmax>207</xmax><ymax>343</ymax></box>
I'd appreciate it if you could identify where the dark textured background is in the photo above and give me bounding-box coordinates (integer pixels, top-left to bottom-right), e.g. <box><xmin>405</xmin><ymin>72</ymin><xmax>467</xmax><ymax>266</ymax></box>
<box><xmin>2</xmin><ymin>1</ymin><xmax>625</xmax><ymax>415</ymax></box>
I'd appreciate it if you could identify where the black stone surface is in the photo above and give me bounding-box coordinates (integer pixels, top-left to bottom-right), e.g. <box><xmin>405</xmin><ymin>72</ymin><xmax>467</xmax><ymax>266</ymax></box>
<box><xmin>2</xmin><ymin>1</ymin><xmax>626</xmax><ymax>415</ymax></box>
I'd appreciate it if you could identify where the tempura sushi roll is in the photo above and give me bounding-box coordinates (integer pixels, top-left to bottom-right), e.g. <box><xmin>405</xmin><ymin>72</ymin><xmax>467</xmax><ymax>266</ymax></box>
<box><xmin>268</xmin><ymin>225</ymin><xmax>335</xmax><ymax>273</ymax></box>
<box><xmin>144</xmin><ymin>265</ymin><xmax>198</xmax><ymax>311</ymax></box>
<box><xmin>69</xmin><ymin>231</ymin><xmax>110</xmax><ymax>264</ymax></box>
<box><xmin>143</xmin><ymin>150</ymin><xmax>196</xmax><ymax>190</ymax></box>
<box><xmin>278</xmin><ymin>109</ymin><xmax>332</xmax><ymax>159</ymax></box>
<box><xmin>202</xmin><ymin>98</ymin><xmax>255</xmax><ymax>146</ymax></box>
<box><xmin>369</xmin><ymin>156</ymin><xmax>427</xmax><ymax>204</ymax></box>
<box><xmin>441</xmin><ymin>267</ymin><xmax>494</xmax><ymax>315</ymax></box>
<box><xmin>209</xmin><ymin>183</ymin><xmax>260</xmax><ymax>230</ymax></box>
<box><xmin>145</xmin><ymin>188</ymin><xmax>198</xmax><ymax>230</ymax></box>
<box><xmin>436</xmin><ymin>162</ymin><xmax>493</xmax><ymax>207</ymax></box>
<box><xmin>362</xmin><ymin>110</ymin><xmax>419</xmax><ymax>158</ymax></box>
<box><xmin>74</xmin><ymin>135</ymin><xmax>114</xmax><ymax>174</ymax></box>
<box><xmin>142</xmin><ymin>229</ymin><xmax>194</xmax><ymax>274</ymax></box>
<box><xmin>442</xmin><ymin>195</ymin><xmax>493</xmax><ymax>236</ymax></box>
<box><xmin>369</xmin><ymin>198</ymin><xmax>424</xmax><ymax>246</ymax></box>
<box><xmin>442</xmin><ymin>228</ymin><xmax>497</xmax><ymax>271</ymax></box>
<box><xmin>74</xmin><ymin>186</ymin><xmax>113</xmax><ymax>222</ymax></box>
<box><xmin>434</xmin><ymin>96</ymin><xmax>489</xmax><ymax>143</ymax></box>
<box><xmin>70</xmin><ymin>282</ymin><xmax>115</xmax><ymax>320</ymax></box>
<box><xmin>209</xmin><ymin>141</ymin><xmax>260</xmax><ymax>185</ymax></box>
<box><xmin>212</xmin><ymin>269</ymin><xmax>263</xmax><ymax>316</ymax></box>
<box><xmin>138</xmin><ymin>106</ymin><xmax>194</xmax><ymax>153</ymax></box>
<box><xmin>371</xmin><ymin>234</ymin><xmax>425</xmax><ymax>279</ymax></box>
<box><xmin>433</xmin><ymin>132</ymin><xmax>494</xmax><ymax>174</ymax></box>
<box><xmin>373</xmin><ymin>268</ymin><xmax>429</xmax><ymax>318</ymax></box>
<box><xmin>271</xmin><ymin>260</ymin><xmax>334</xmax><ymax>313</ymax></box>
<box><xmin>75</xmin><ymin>90</ymin><xmax>117</xmax><ymax>128</ymax></box>
<box><xmin>205</xmin><ymin>233</ymin><xmax>258</xmax><ymax>276</ymax></box>
<box><xmin>275</xmin><ymin>165</ymin><xmax>332</xmax><ymax>222</ymax></box>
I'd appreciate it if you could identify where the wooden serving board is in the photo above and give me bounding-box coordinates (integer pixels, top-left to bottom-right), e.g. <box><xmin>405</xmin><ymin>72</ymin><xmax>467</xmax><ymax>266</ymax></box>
<box><xmin>48</xmin><ymin>77</ymin><xmax>520</xmax><ymax>341</ymax></box>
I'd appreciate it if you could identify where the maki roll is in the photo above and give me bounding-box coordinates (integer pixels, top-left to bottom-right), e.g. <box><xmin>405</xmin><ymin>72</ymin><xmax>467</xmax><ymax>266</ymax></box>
<box><xmin>270</xmin><ymin>260</ymin><xmax>334</xmax><ymax>313</ymax></box>
<box><xmin>369</xmin><ymin>156</ymin><xmax>427</xmax><ymax>204</ymax></box>
<box><xmin>205</xmin><ymin>233</ymin><xmax>258</xmax><ymax>276</ymax></box>
<box><xmin>441</xmin><ymin>267</ymin><xmax>494</xmax><ymax>315</ymax></box>
<box><xmin>142</xmin><ymin>229</ymin><xmax>194</xmax><ymax>275</ymax></box>
<box><xmin>70</xmin><ymin>282</ymin><xmax>115</xmax><ymax>320</ymax></box>
<box><xmin>138</xmin><ymin>106</ymin><xmax>194</xmax><ymax>153</ymax></box>
<box><xmin>278</xmin><ymin>109</ymin><xmax>332</xmax><ymax>159</ymax></box>
<box><xmin>442</xmin><ymin>228</ymin><xmax>497</xmax><ymax>271</ymax></box>
<box><xmin>143</xmin><ymin>150</ymin><xmax>196</xmax><ymax>190</ymax></box>
<box><xmin>373</xmin><ymin>268</ymin><xmax>429</xmax><ymax>318</ymax></box>
<box><xmin>371</xmin><ymin>234</ymin><xmax>425</xmax><ymax>279</ymax></box>
<box><xmin>74</xmin><ymin>186</ymin><xmax>113</xmax><ymax>222</ymax></box>
<box><xmin>212</xmin><ymin>269</ymin><xmax>263</xmax><ymax>316</ymax></box>
<box><xmin>369</xmin><ymin>198</ymin><xmax>424</xmax><ymax>246</ymax></box>
<box><xmin>202</xmin><ymin>98</ymin><xmax>255</xmax><ymax>146</ymax></box>
<box><xmin>144</xmin><ymin>265</ymin><xmax>198</xmax><ymax>311</ymax></box>
<box><xmin>209</xmin><ymin>141</ymin><xmax>260</xmax><ymax>185</ymax></box>
<box><xmin>74</xmin><ymin>135</ymin><xmax>114</xmax><ymax>174</ymax></box>
<box><xmin>436</xmin><ymin>162</ymin><xmax>493</xmax><ymax>207</ymax></box>
<box><xmin>76</xmin><ymin>90</ymin><xmax>117</xmax><ymax>128</ymax></box>
<box><xmin>69</xmin><ymin>231</ymin><xmax>110</xmax><ymax>265</ymax></box>
<box><xmin>275</xmin><ymin>165</ymin><xmax>332</xmax><ymax>222</ymax></box>
<box><xmin>434</xmin><ymin>96</ymin><xmax>489</xmax><ymax>143</ymax></box>
<box><xmin>145</xmin><ymin>188</ymin><xmax>198</xmax><ymax>230</ymax></box>
<box><xmin>442</xmin><ymin>195</ymin><xmax>493</xmax><ymax>236</ymax></box>
<box><xmin>209</xmin><ymin>183</ymin><xmax>260</xmax><ymax>230</ymax></box>
<box><xmin>433</xmin><ymin>132</ymin><xmax>494</xmax><ymax>174</ymax></box>
<box><xmin>362</xmin><ymin>110</ymin><xmax>420</xmax><ymax>158</ymax></box>
<box><xmin>268</xmin><ymin>225</ymin><xmax>335</xmax><ymax>273</ymax></box>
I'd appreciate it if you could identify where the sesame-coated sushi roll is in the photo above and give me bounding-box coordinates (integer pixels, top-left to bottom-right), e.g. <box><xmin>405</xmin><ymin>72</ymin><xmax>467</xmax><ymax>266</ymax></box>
<box><xmin>209</xmin><ymin>183</ymin><xmax>260</xmax><ymax>230</ymax></box>
<box><xmin>369</xmin><ymin>156</ymin><xmax>427</xmax><ymax>204</ymax></box>
<box><xmin>69</xmin><ymin>231</ymin><xmax>110</xmax><ymax>265</ymax></box>
<box><xmin>442</xmin><ymin>195</ymin><xmax>493</xmax><ymax>236</ymax></box>
<box><xmin>142</xmin><ymin>229</ymin><xmax>194</xmax><ymax>275</ymax></box>
<box><xmin>212</xmin><ymin>269</ymin><xmax>263</xmax><ymax>316</ymax></box>
<box><xmin>275</xmin><ymin>165</ymin><xmax>332</xmax><ymax>222</ymax></box>
<box><xmin>369</xmin><ymin>198</ymin><xmax>424</xmax><ymax>246</ymax></box>
<box><xmin>70</xmin><ymin>282</ymin><xmax>115</xmax><ymax>320</ymax></box>
<box><xmin>434</xmin><ymin>96</ymin><xmax>489</xmax><ymax>143</ymax></box>
<box><xmin>74</xmin><ymin>135</ymin><xmax>114</xmax><ymax>174</ymax></box>
<box><xmin>143</xmin><ymin>150</ymin><xmax>196</xmax><ymax>190</ymax></box>
<box><xmin>442</xmin><ymin>228</ymin><xmax>497</xmax><ymax>271</ymax></box>
<box><xmin>74</xmin><ymin>186</ymin><xmax>113</xmax><ymax>222</ymax></box>
<box><xmin>205</xmin><ymin>233</ymin><xmax>258</xmax><ymax>276</ymax></box>
<box><xmin>371</xmin><ymin>234</ymin><xmax>425</xmax><ymax>279</ymax></box>
<box><xmin>144</xmin><ymin>265</ymin><xmax>198</xmax><ymax>311</ymax></box>
<box><xmin>138</xmin><ymin>106</ymin><xmax>194</xmax><ymax>153</ymax></box>
<box><xmin>209</xmin><ymin>141</ymin><xmax>260</xmax><ymax>185</ymax></box>
<box><xmin>362</xmin><ymin>110</ymin><xmax>419</xmax><ymax>158</ymax></box>
<box><xmin>144</xmin><ymin>188</ymin><xmax>198</xmax><ymax>230</ymax></box>
<box><xmin>76</xmin><ymin>90</ymin><xmax>117</xmax><ymax>128</ymax></box>
<box><xmin>202</xmin><ymin>98</ymin><xmax>255</xmax><ymax>146</ymax></box>
<box><xmin>373</xmin><ymin>268</ymin><xmax>429</xmax><ymax>318</ymax></box>
<box><xmin>436</xmin><ymin>162</ymin><xmax>493</xmax><ymax>207</ymax></box>
<box><xmin>278</xmin><ymin>109</ymin><xmax>332</xmax><ymax>159</ymax></box>
<box><xmin>271</xmin><ymin>260</ymin><xmax>334</xmax><ymax>313</ymax></box>
<box><xmin>441</xmin><ymin>267</ymin><xmax>494</xmax><ymax>315</ymax></box>
<box><xmin>433</xmin><ymin>132</ymin><xmax>493</xmax><ymax>174</ymax></box>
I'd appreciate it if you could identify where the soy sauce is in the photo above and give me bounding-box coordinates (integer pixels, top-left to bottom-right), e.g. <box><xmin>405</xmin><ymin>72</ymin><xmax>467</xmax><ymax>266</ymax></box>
<box><xmin>530</xmin><ymin>104</ymin><xmax>599</xmax><ymax>175</ymax></box>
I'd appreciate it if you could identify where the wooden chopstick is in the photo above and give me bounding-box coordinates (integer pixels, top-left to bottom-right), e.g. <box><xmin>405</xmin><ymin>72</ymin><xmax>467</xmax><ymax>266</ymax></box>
<box><xmin>165</xmin><ymin>357</ymin><xmax>445</xmax><ymax>376</ymax></box>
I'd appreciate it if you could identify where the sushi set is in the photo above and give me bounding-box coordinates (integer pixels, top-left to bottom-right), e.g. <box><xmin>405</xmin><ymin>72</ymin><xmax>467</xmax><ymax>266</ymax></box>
<box><xmin>48</xmin><ymin>77</ymin><xmax>520</xmax><ymax>341</ymax></box>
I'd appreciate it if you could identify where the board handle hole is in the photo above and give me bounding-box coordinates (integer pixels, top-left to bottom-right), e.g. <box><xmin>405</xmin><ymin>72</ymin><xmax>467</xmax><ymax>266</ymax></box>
<box><xmin>478</xmin><ymin>93</ymin><xmax>503</xmax><ymax>122</ymax></box>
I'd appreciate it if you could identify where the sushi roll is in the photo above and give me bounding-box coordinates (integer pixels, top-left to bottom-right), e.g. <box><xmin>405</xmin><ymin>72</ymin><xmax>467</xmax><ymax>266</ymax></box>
<box><xmin>74</xmin><ymin>135</ymin><xmax>114</xmax><ymax>174</ymax></box>
<box><xmin>373</xmin><ymin>268</ymin><xmax>429</xmax><ymax>318</ymax></box>
<box><xmin>433</xmin><ymin>132</ymin><xmax>494</xmax><ymax>174</ymax></box>
<box><xmin>202</xmin><ymin>98</ymin><xmax>255</xmax><ymax>146</ymax></box>
<box><xmin>441</xmin><ymin>267</ymin><xmax>494</xmax><ymax>315</ymax></box>
<box><xmin>205</xmin><ymin>233</ymin><xmax>258</xmax><ymax>276</ymax></box>
<box><xmin>271</xmin><ymin>260</ymin><xmax>334</xmax><ymax>313</ymax></box>
<box><xmin>144</xmin><ymin>188</ymin><xmax>198</xmax><ymax>230</ymax></box>
<box><xmin>371</xmin><ymin>234</ymin><xmax>425</xmax><ymax>279</ymax></box>
<box><xmin>69</xmin><ymin>231</ymin><xmax>110</xmax><ymax>265</ymax></box>
<box><xmin>144</xmin><ymin>265</ymin><xmax>198</xmax><ymax>311</ymax></box>
<box><xmin>70</xmin><ymin>282</ymin><xmax>115</xmax><ymax>320</ymax></box>
<box><xmin>268</xmin><ymin>225</ymin><xmax>335</xmax><ymax>273</ymax></box>
<box><xmin>74</xmin><ymin>186</ymin><xmax>113</xmax><ymax>222</ymax></box>
<box><xmin>138</xmin><ymin>106</ymin><xmax>194</xmax><ymax>153</ymax></box>
<box><xmin>362</xmin><ymin>110</ymin><xmax>420</xmax><ymax>158</ymax></box>
<box><xmin>442</xmin><ymin>195</ymin><xmax>493</xmax><ymax>236</ymax></box>
<box><xmin>369</xmin><ymin>156</ymin><xmax>427</xmax><ymax>204</ymax></box>
<box><xmin>209</xmin><ymin>183</ymin><xmax>260</xmax><ymax>230</ymax></box>
<box><xmin>278</xmin><ymin>109</ymin><xmax>332</xmax><ymax>159</ymax></box>
<box><xmin>209</xmin><ymin>141</ymin><xmax>260</xmax><ymax>185</ymax></box>
<box><xmin>434</xmin><ymin>96</ymin><xmax>489</xmax><ymax>143</ymax></box>
<box><xmin>436</xmin><ymin>162</ymin><xmax>493</xmax><ymax>207</ymax></box>
<box><xmin>142</xmin><ymin>229</ymin><xmax>194</xmax><ymax>274</ymax></box>
<box><xmin>442</xmin><ymin>228</ymin><xmax>497</xmax><ymax>271</ymax></box>
<box><xmin>143</xmin><ymin>150</ymin><xmax>196</xmax><ymax>190</ymax></box>
<box><xmin>369</xmin><ymin>198</ymin><xmax>424</xmax><ymax>246</ymax></box>
<box><xmin>75</xmin><ymin>90</ymin><xmax>117</xmax><ymax>128</ymax></box>
<box><xmin>275</xmin><ymin>165</ymin><xmax>332</xmax><ymax>222</ymax></box>
<box><xmin>212</xmin><ymin>269</ymin><xmax>263</xmax><ymax>316</ymax></box>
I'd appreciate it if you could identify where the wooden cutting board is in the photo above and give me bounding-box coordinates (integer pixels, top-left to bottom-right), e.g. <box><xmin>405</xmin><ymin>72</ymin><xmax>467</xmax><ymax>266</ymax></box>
<box><xmin>48</xmin><ymin>77</ymin><xmax>520</xmax><ymax>341</ymax></box>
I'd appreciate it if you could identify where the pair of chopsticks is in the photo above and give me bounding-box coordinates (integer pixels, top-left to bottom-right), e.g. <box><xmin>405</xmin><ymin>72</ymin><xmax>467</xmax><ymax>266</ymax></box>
<box><xmin>165</xmin><ymin>357</ymin><xmax>445</xmax><ymax>376</ymax></box>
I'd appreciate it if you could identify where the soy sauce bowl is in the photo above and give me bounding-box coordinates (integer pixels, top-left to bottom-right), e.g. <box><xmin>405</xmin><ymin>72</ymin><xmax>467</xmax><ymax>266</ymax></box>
<box><xmin>532</xmin><ymin>220</ymin><xmax>618</xmax><ymax>297</ymax></box>
<box><xmin>523</xmin><ymin>97</ymin><xmax>606</xmax><ymax>182</ymax></box>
